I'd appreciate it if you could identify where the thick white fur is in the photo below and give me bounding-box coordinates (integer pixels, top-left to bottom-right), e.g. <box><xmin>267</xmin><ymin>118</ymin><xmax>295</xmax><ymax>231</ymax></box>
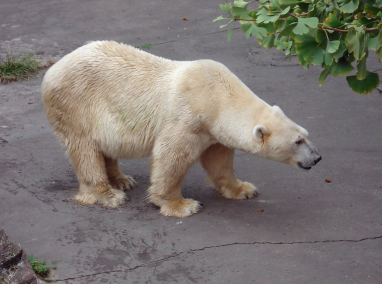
<box><xmin>42</xmin><ymin>41</ymin><xmax>320</xmax><ymax>217</ymax></box>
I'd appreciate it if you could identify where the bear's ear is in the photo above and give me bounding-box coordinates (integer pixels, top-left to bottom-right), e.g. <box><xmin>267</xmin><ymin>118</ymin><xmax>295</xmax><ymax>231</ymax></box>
<box><xmin>253</xmin><ymin>125</ymin><xmax>268</xmax><ymax>142</ymax></box>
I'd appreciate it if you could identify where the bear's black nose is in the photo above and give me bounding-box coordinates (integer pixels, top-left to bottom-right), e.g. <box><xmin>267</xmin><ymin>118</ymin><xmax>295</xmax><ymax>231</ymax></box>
<box><xmin>314</xmin><ymin>156</ymin><xmax>322</xmax><ymax>165</ymax></box>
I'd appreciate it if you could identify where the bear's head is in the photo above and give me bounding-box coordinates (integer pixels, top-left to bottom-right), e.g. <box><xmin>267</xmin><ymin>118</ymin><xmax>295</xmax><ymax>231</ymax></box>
<box><xmin>253</xmin><ymin>105</ymin><xmax>321</xmax><ymax>170</ymax></box>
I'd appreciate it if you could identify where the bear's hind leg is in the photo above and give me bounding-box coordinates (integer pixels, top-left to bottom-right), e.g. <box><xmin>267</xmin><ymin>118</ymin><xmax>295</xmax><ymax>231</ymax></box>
<box><xmin>68</xmin><ymin>141</ymin><xmax>127</xmax><ymax>208</ymax></box>
<box><xmin>201</xmin><ymin>143</ymin><xmax>259</xmax><ymax>200</ymax></box>
<box><xmin>148</xmin><ymin>133</ymin><xmax>207</xmax><ymax>218</ymax></box>
<box><xmin>104</xmin><ymin>157</ymin><xmax>137</xmax><ymax>190</ymax></box>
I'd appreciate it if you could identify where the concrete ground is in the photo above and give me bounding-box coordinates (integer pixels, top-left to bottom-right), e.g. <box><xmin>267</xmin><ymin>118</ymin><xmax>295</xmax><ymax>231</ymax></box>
<box><xmin>0</xmin><ymin>0</ymin><xmax>381</xmax><ymax>283</ymax></box>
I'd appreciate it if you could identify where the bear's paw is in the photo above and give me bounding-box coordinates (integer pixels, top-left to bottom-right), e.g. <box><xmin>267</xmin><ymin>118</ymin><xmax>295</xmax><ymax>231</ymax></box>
<box><xmin>219</xmin><ymin>181</ymin><xmax>259</xmax><ymax>200</ymax></box>
<box><xmin>74</xmin><ymin>188</ymin><xmax>128</xmax><ymax>208</ymax></box>
<box><xmin>159</xmin><ymin>198</ymin><xmax>203</xmax><ymax>218</ymax></box>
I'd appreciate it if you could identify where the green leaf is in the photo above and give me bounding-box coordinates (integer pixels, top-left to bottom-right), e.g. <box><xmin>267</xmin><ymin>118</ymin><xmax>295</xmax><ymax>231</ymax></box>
<box><xmin>233</xmin><ymin>0</ymin><xmax>249</xmax><ymax>9</ymax></box>
<box><xmin>293</xmin><ymin>17</ymin><xmax>319</xmax><ymax>35</ymax></box>
<box><xmin>379</xmin><ymin>24</ymin><xmax>382</xmax><ymax>43</ymax></box>
<box><xmin>327</xmin><ymin>40</ymin><xmax>340</xmax><ymax>53</ymax></box>
<box><xmin>257</xmin><ymin>8</ymin><xmax>269</xmax><ymax>15</ymax></box>
<box><xmin>213</xmin><ymin>15</ymin><xmax>227</xmax><ymax>22</ymax></box>
<box><xmin>377</xmin><ymin>45</ymin><xmax>382</xmax><ymax>61</ymax></box>
<box><xmin>261</xmin><ymin>34</ymin><xmax>276</xmax><ymax>49</ymax></box>
<box><xmin>331</xmin><ymin>58</ymin><xmax>354</xmax><ymax>77</ymax></box>
<box><xmin>376</xmin><ymin>0</ymin><xmax>382</xmax><ymax>8</ymax></box>
<box><xmin>290</xmin><ymin>43</ymin><xmax>297</xmax><ymax>54</ymax></box>
<box><xmin>323</xmin><ymin>13</ymin><xmax>342</xmax><ymax>29</ymax></box>
<box><xmin>324</xmin><ymin>51</ymin><xmax>333</xmax><ymax>65</ymax></box>
<box><xmin>295</xmin><ymin>34</ymin><xmax>324</xmax><ymax>65</ymax></box>
<box><xmin>368</xmin><ymin>36</ymin><xmax>380</xmax><ymax>51</ymax></box>
<box><xmin>356</xmin><ymin>55</ymin><xmax>367</xmax><ymax>80</ymax></box>
<box><xmin>278</xmin><ymin>23</ymin><xmax>297</xmax><ymax>38</ymax></box>
<box><xmin>293</xmin><ymin>21</ymin><xmax>309</xmax><ymax>35</ymax></box>
<box><xmin>280</xmin><ymin>6</ymin><xmax>291</xmax><ymax>15</ymax></box>
<box><xmin>258</xmin><ymin>22</ymin><xmax>276</xmax><ymax>34</ymax></box>
<box><xmin>243</xmin><ymin>22</ymin><xmax>268</xmax><ymax>39</ymax></box>
<box><xmin>339</xmin><ymin>0</ymin><xmax>359</xmax><ymax>13</ymax></box>
<box><xmin>299</xmin><ymin>17</ymin><xmax>319</xmax><ymax>28</ymax></box>
<box><xmin>257</xmin><ymin>14</ymin><xmax>281</xmax><ymax>24</ymax></box>
<box><xmin>347</xmin><ymin>72</ymin><xmax>380</xmax><ymax>94</ymax></box>
<box><xmin>233</xmin><ymin>8</ymin><xmax>251</xmax><ymax>17</ymax></box>
<box><xmin>219</xmin><ymin>3</ymin><xmax>232</xmax><ymax>14</ymax></box>
<box><xmin>346</xmin><ymin>29</ymin><xmax>365</xmax><ymax>60</ymax></box>
<box><xmin>232</xmin><ymin>0</ymin><xmax>251</xmax><ymax>17</ymax></box>
<box><xmin>365</xmin><ymin>4</ymin><xmax>382</xmax><ymax>17</ymax></box>
<box><xmin>285</xmin><ymin>40</ymin><xmax>293</xmax><ymax>55</ymax></box>
<box><xmin>227</xmin><ymin>29</ymin><xmax>233</xmax><ymax>43</ymax></box>
<box><xmin>285</xmin><ymin>16</ymin><xmax>298</xmax><ymax>26</ymax></box>
<box><xmin>318</xmin><ymin>65</ymin><xmax>332</xmax><ymax>86</ymax></box>
<box><xmin>316</xmin><ymin>29</ymin><xmax>326</xmax><ymax>43</ymax></box>
<box><xmin>238</xmin><ymin>13</ymin><xmax>253</xmax><ymax>20</ymax></box>
<box><xmin>279</xmin><ymin>0</ymin><xmax>302</xmax><ymax>9</ymax></box>
<box><xmin>333</xmin><ymin>40</ymin><xmax>348</xmax><ymax>61</ymax></box>
<box><xmin>358</xmin><ymin>16</ymin><xmax>378</xmax><ymax>28</ymax></box>
<box><xmin>297</xmin><ymin>53</ymin><xmax>309</xmax><ymax>69</ymax></box>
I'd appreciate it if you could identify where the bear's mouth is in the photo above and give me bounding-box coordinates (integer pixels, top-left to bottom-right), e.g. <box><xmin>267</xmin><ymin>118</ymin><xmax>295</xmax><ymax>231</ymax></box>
<box><xmin>298</xmin><ymin>162</ymin><xmax>311</xmax><ymax>170</ymax></box>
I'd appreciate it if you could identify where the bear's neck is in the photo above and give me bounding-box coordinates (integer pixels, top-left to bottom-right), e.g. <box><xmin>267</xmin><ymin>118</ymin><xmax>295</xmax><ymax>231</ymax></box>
<box><xmin>208</xmin><ymin>83</ymin><xmax>271</xmax><ymax>155</ymax></box>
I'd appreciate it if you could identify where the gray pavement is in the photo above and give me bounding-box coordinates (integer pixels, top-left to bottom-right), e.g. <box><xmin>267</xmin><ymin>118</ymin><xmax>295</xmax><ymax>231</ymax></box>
<box><xmin>1</xmin><ymin>0</ymin><xmax>381</xmax><ymax>283</ymax></box>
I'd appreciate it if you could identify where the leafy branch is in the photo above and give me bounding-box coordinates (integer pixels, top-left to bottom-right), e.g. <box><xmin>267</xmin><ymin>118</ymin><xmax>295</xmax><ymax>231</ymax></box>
<box><xmin>214</xmin><ymin>0</ymin><xmax>382</xmax><ymax>94</ymax></box>
<box><xmin>234</xmin><ymin>18</ymin><xmax>379</xmax><ymax>32</ymax></box>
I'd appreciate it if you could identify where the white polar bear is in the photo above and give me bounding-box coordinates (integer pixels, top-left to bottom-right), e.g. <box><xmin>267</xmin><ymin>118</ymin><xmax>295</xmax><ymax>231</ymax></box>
<box><xmin>42</xmin><ymin>41</ymin><xmax>321</xmax><ymax>218</ymax></box>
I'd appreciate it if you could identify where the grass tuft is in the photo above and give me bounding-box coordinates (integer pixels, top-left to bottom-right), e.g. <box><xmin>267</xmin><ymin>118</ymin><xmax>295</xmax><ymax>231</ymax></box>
<box><xmin>27</xmin><ymin>255</ymin><xmax>56</xmax><ymax>280</ymax></box>
<box><xmin>135</xmin><ymin>43</ymin><xmax>153</xmax><ymax>49</ymax></box>
<box><xmin>0</xmin><ymin>53</ymin><xmax>40</xmax><ymax>83</ymax></box>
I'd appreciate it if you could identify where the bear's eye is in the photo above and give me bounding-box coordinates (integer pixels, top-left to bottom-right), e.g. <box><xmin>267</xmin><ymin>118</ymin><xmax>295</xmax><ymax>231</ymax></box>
<box><xmin>295</xmin><ymin>139</ymin><xmax>303</xmax><ymax>145</ymax></box>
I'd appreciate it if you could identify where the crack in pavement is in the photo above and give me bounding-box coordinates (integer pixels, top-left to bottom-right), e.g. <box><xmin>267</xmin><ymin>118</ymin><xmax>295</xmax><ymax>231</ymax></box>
<box><xmin>52</xmin><ymin>234</ymin><xmax>382</xmax><ymax>282</ymax></box>
<box><xmin>145</xmin><ymin>262</ymin><xmax>158</xmax><ymax>284</ymax></box>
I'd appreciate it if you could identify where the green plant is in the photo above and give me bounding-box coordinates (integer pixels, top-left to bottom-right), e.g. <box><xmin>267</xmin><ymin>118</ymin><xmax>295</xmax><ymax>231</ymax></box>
<box><xmin>135</xmin><ymin>43</ymin><xmax>153</xmax><ymax>49</ymax></box>
<box><xmin>0</xmin><ymin>53</ymin><xmax>40</xmax><ymax>83</ymax></box>
<box><xmin>214</xmin><ymin>0</ymin><xmax>382</xmax><ymax>94</ymax></box>
<box><xmin>27</xmin><ymin>255</ymin><xmax>56</xmax><ymax>280</ymax></box>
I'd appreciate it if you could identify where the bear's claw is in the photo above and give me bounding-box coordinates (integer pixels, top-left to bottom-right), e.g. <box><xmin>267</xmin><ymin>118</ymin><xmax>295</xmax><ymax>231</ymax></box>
<box><xmin>252</xmin><ymin>189</ymin><xmax>259</xmax><ymax>198</ymax></box>
<box><xmin>109</xmin><ymin>175</ymin><xmax>137</xmax><ymax>191</ymax></box>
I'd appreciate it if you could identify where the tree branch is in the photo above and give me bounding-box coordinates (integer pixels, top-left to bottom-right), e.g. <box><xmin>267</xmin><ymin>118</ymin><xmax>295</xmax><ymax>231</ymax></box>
<box><xmin>233</xmin><ymin>18</ymin><xmax>379</xmax><ymax>33</ymax></box>
<box><xmin>234</xmin><ymin>18</ymin><xmax>287</xmax><ymax>22</ymax></box>
<box><xmin>318</xmin><ymin>25</ymin><xmax>379</xmax><ymax>33</ymax></box>
<box><xmin>286</xmin><ymin>13</ymin><xmax>308</xmax><ymax>18</ymax></box>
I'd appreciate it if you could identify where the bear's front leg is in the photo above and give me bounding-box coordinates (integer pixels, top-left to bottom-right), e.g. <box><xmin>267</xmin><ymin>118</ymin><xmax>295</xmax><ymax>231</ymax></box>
<box><xmin>148</xmin><ymin>131</ymin><xmax>209</xmax><ymax>218</ymax></box>
<box><xmin>201</xmin><ymin>143</ymin><xmax>259</xmax><ymax>200</ymax></box>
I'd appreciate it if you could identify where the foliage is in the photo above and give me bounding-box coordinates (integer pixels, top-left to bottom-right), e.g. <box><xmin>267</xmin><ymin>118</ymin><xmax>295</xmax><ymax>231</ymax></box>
<box><xmin>27</xmin><ymin>255</ymin><xmax>56</xmax><ymax>280</ymax></box>
<box><xmin>0</xmin><ymin>53</ymin><xmax>40</xmax><ymax>83</ymax></box>
<box><xmin>135</xmin><ymin>43</ymin><xmax>153</xmax><ymax>49</ymax></box>
<box><xmin>214</xmin><ymin>0</ymin><xmax>382</xmax><ymax>94</ymax></box>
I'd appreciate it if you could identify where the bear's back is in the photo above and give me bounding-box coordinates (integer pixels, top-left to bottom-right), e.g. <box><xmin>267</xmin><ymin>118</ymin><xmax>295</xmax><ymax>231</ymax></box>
<box><xmin>41</xmin><ymin>41</ymin><xmax>188</xmax><ymax>158</ymax></box>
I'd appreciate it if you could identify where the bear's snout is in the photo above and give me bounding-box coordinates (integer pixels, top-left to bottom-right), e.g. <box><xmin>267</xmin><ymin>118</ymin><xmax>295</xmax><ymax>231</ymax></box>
<box><xmin>314</xmin><ymin>156</ymin><xmax>322</xmax><ymax>165</ymax></box>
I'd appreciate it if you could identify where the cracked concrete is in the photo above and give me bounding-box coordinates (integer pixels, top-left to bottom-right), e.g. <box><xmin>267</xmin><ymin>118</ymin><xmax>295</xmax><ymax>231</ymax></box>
<box><xmin>55</xmin><ymin>235</ymin><xmax>382</xmax><ymax>282</ymax></box>
<box><xmin>1</xmin><ymin>0</ymin><xmax>382</xmax><ymax>283</ymax></box>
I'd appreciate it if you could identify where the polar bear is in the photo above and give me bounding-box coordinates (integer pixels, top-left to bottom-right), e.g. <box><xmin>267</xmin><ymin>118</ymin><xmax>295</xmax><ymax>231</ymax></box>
<box><xmin>42</xmin><ymin>41</ymin><xmax>321</xmax><ymax>217</ymax></box>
